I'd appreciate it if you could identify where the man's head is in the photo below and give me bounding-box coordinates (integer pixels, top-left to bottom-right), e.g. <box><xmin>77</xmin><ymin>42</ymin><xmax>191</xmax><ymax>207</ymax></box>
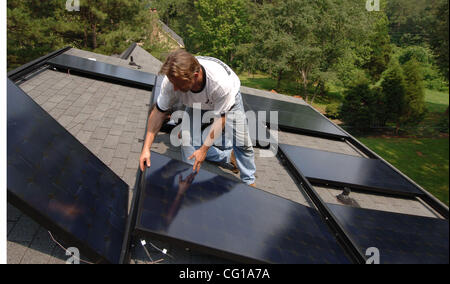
<box><xmin>159</xmin><ymin>49</ymin><xmax>202</xmax><ymax>92</ymax></box>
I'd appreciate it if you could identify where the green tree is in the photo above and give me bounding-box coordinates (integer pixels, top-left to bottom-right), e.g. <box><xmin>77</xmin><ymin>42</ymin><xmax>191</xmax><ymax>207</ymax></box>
<box><xmin>186</xmin><ymin>0</ymin><xmax>251</xmax><ymax>64</ymax></box>
<box><xmin>386</xmin><ymin>0</ymin><xmax>439</xmax><ymax>46</ymax></box>
<box><xmin>401</xmin><ymin>59</ymin><xmax>427</xmax><ymax>125</ymax></box>
<box><xmin>429</xmin><ymin>0</ymin><xmax>449</xmax><ymax>81</ymax></box>
<box><xmin>7</xmin><ymin>1</ymin><xmax>65</xmax><ymax>70</ymax></box>
<box><xmin>381</xmin><ymin>62</ymin><xmax>407</xmax><ymax>133</ymax></box>
<box><xmin>250</xmin><ymin>1</ymin><xmax>295</xmax><ymax>90</ymax></box>
<box><xmin>340</xmin><ymin>78</ymin><xmax>382</xmax><ymax>131</ymax></box>
<box><xmin>7</xmin><ymin>0</ymin><xmax>158</xmax><ymax>70</ymax></box>
<box><xmin>362</xmin><ymin>14</ymin><xmax>392</xmax><ymax>81</ymax></box>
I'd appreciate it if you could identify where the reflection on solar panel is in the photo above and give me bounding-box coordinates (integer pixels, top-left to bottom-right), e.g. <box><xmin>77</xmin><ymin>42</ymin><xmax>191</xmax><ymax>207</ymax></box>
<box><xmin>328</xmin><ymin>204</ymin><xmax>449</xmax><ymax>264</ymax></box>
<box><xmin>134</xmin><ymin>152</ymin><xmax>350</xmax><ymax>264</ymax></box>
<box><xmin>48</xmin><ymin>54</ymin><xmax>156</xmax><ymax>89</ymax></box>
<box><xmin>279</xmin><ymin>143</ymin><xmax>422</xmax><ymax>196</ymax></box>
<box><xmin>7</xmin><ymin>79</ymin><xmax>129</xmax><ymax>264</ymax></box>
<box><xmin>242</xmin><ymin>93</ymin><xmax>348</xmax><ymax>138</ymax></box>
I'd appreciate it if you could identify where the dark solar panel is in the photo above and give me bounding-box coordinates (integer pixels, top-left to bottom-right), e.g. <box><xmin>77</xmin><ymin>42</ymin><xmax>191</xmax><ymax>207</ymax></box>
<box><xmin>328</xmin><ymin>204</ymin><xmax>449</xmax><ymax>264</ymax></box>
<box><xmin>134</xmin><ymin>152</ymin><xmax>350</xmax><ymax>264</ymax></box>
<box><xmin>242</xmin><ymin>93</ymin><xmax>348</xmax><ymax>138</ymax></box>
<box><xmin>47</xmin><ymin>54</ymin><xmax>156</xmax><ymax>89</ymax></box>
<box><xmin>7</xmin><ymin>79</ymin><xmax>129</xmax><ymax>263</ymax></box>
<box><xmin>279</xmin><ymin>143</ymin><xmax>422</xmax><ymax>196</ymax></box>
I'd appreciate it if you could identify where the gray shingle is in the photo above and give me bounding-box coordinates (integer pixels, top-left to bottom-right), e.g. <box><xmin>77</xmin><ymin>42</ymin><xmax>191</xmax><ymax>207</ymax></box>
<box><xmin>75</xmin><ymin>130</ymin><xmax>93</xmax><ymax>144</ymax></box>
<box><xmin>110</xmin><ymin>157</ymin><xmax>127</xmax><ymax>177</ymax></box>
<box><xmin>123</xmin><ymin>168</ymin><xmax>138</xmax><ymax>188</ymax></box>
<box><xmin>81</xmin><ymin>119</ymin><xmax>99</xmax><ymax>132</ymax></box>
<box><xmin>114</xmin><ymin>143</ymin><xmax>132</xmax><ymax>159</ymax></box>
<box><xmin>103</xmin><ymin>135</ymin><xmax>120</xmax><ymax>149</ymax></box>
<box><xmin>119</xmin><ymin>131</ymin><xmax>135</xmax><ymax>144</ymax></box>
<box><xmin>85</xmin><ymin>138</ymin><xmax>104</xmax><ymax>155</ymax></box>
<box><xmin>57</xmin><ymin>115</ymin><xmax>75</xmax><ymax>128</ymax></box>
<box><xmin>97</xmin><ymin>148</ymin><xmax>115</xmax><ymax>165</ymax></box>
<box><xmin>7</xmin><ymin>241</ymin><xmax>29</xmax><ymax>264</ymax></box>
<box><xmin>91</xmin><ymin>127</ymin><xmax>110</xmax><ymax>140</ymax></box>
<box><xmin>126</xmin><ymin>152</ymin><xmax>141</xmax><ymax>169</ymax></box>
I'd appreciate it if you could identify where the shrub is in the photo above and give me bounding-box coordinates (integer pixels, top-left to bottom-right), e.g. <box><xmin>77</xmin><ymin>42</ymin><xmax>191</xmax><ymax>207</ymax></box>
<box><xmin>340</xmin><ymin>78</ymin><xmax>384</xmax><ymax>131</ymax></box>
<box><xmin>325</xmin><ymin>104</ymin><xmax>341</xmax><ymax>119</ymax></box>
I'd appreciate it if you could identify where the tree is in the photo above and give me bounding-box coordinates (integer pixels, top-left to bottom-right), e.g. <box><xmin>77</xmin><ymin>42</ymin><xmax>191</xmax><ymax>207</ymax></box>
<box><xmin>362</xmin><ymin>13</ymin><xmax>392</xmax><ymax>81</ymax></box>
<box><xmin>7</xmin><ymin>0</ymin><xmax>157</xmax><ymax>70</ymax></box>
<box><xmin>401</xmin><ymin>59</ymin><xmax>427</xmax><ymax>125</ymax></box>
<box><xmin>386</xmin><ymin>0</ymin><xmax>439</xmax><ymax>46</ymax></box>
<box><xmin>340</xmin><ymin>78</ymin><xmax>383</xmax><ymax>131</ymax></box>
<box><xmin>250</xmin><ymin>1</ymin><xmax>295</xmax><ymax>90</ymax></box>
<box><xmin>7</xmin><ymin>1</ymin><xmax>65</xmax><ymax>70</ymax></box>
<box><xmin>186</xmin><ymin>0</ymin><xmax>251</xmax><ymax>64</ymax></box>
<box><xmin>429</xmin><ymin>0</ymin><xmax>449</xmax><ymax>81</ymax></box>
<box><xmin>381</xmin><ymin>62</ymin><xmax>407</xmax><ymax>133</ymax></box>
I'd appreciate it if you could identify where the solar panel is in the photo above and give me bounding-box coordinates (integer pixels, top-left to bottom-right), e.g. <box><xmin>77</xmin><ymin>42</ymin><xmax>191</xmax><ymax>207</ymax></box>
<box><xmin>134</xmin><ymin>152</ymin><xmax>351</xmax><ymax>264</ymax></box>
<box><xmin>47</xmin><ymin>54</ymin><xmax>156</xmax><ymax>89</ymax></box>
<box><xmin>242</xmin><ymin>93</ymin><xmax>348</xmax><ymax>138</ymax></box>
<box><xmin>328</xmin><ymin>204</ymin><xmax>449</xmax><ymax>264</ymax></box>
<box><xmin>279</xmin><ymin>143</ymin><xmax>422</xmax><ymax>196</ymax></box>
<box><xmin>7</xmin><ymin>79</ymin><xmax>129</xmax><ymax>263</ymax></box>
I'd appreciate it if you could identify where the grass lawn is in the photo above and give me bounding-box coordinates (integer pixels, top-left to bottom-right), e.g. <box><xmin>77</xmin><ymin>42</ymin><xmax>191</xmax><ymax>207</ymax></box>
<box><xmin>425</xmin><ymin>89</ymin><xmax>449</xmax><ymax>113</ymax></box>
<box><xmin>358</xmin><ymin>137</ymin><xmax>449</xmax><ymax>206</ymax></box>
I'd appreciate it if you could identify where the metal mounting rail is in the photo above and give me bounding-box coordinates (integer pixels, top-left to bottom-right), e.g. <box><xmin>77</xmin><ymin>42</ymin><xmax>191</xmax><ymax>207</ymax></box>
<box><xmin>8</xmin><ymin>46</ymin><xmax>72</xmax><ymax>83</ymax></box>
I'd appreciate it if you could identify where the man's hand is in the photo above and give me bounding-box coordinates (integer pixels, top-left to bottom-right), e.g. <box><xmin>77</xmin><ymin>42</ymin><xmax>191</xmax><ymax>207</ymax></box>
<box><xmin>188</xmin><ymin>146</ymin><xmax>208</xmax><ymax>173</ymax></box>
<box><xmin>139</xmin><ymin>149</ymin><xmax>151</xmax><ymax>172</ymax></box>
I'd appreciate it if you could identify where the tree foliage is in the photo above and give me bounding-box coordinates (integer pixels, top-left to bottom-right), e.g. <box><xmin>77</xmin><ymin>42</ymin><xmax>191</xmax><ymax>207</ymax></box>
<box><xmin>429</xmin><ymin>0</ymin><xmax>449</xmax><ymax>81</ymax></box>
<box><xmin>186</xmin><ymin>0</ymin><xmax>251</xmax><ymax>64</ymax></box>
<box><xmin>7</xmin><ymin>0</ymin><xmax>161</xmax><ymax>70</ymax></box>
<box><xmin>340</xmin><ymin>79</ymin><xmax>383</xmax><ymax>131</ymax></box>
<box><xmin>381</xmin><ymin>61</ymin><xmax>407</xmax><ymax>131</ymax></box>
<box><xmin>401</xmin><ymin>59</ymin><xmax>427</xmax><ymax>125</ymax></box>
<box><xmin>386</xmin><ymin>0</ymin><xmax>439</xmax><ymax>46</ymax></box>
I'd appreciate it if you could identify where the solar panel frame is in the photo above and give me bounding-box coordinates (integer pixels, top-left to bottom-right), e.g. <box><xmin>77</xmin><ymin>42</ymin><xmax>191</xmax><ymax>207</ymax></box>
<box><xmin>279</xmin><ymin>143</ymin><xmax>423</xmax><ymax>197</ymax></box>
<box><xmin>7</xmin><ymin>79</ymin><xmax>130</xmax><ymax>264</ymax></box>
<box><xmin>327</xmin><ymin>204</ymin><xmax>449</xmax><ymax>264</ymax></box>
<box><xmin>133</xmin><ymin>151</ymin><xmax>352</xmax><ymax>264</ymax></box>
<box><xmin>241</xmin><ymin>93</ymin><xmax>348</xmax><ymax>139</ymax></box>
<box><xmin>47</xmin><ymin>53</ymin><xmax>156</xmax><ymax>90</ymax></box>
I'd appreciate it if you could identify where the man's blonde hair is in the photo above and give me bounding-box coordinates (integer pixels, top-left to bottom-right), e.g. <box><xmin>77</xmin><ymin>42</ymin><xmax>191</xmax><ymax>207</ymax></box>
<box><xmin>159</xmin><ymin>49</ymin><xmax>201</xmax><ymax>82</ymax></box>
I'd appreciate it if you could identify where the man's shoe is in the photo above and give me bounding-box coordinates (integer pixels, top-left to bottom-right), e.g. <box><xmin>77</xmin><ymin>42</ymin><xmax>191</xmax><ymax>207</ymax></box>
<box><xmin>249</xmin><ymin>183</ymin><xmax>256</xmax><ymax>187</ymax></box>
<box><xmin>230</xmin><ymin>150</ymin><xmax>239</xmax><ymax>174</ymax></box>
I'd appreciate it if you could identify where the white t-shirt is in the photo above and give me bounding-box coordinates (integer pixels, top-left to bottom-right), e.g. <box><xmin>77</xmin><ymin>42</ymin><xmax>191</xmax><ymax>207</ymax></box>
<box><xmin>156</xmin><ymin>56</ymin><xmax>241</xmax><ymax>116</ymax></box>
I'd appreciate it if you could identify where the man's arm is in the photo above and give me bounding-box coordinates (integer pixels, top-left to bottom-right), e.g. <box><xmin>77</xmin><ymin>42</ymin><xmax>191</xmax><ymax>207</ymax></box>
<box><xmin>189</xmin><ymin>115</ymin><xmax>226</xmax><ymax>172</ymax></box>
<box><xmin>139</xmin><ymin>106</ymin><xmax>168</xmax><ymax>171</ymax></box>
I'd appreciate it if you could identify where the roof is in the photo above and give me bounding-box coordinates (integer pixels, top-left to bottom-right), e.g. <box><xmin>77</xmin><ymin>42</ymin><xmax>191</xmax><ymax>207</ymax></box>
<box><xmin>7</xmin><ymin>46</ymin><xmax>446</xmax><ymax>264</ymax></box>
<box><xmin>158</xmin><ymin>20</ymin><xmax>185</xmax><ymax>48</ymax></box>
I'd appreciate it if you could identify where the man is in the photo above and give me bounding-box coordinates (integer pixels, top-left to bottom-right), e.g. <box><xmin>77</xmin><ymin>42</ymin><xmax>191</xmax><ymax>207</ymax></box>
<box><xmin>139</xmin><ymin>49</ymin><xmax>256</xmax><ymax>186</ymax></box>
